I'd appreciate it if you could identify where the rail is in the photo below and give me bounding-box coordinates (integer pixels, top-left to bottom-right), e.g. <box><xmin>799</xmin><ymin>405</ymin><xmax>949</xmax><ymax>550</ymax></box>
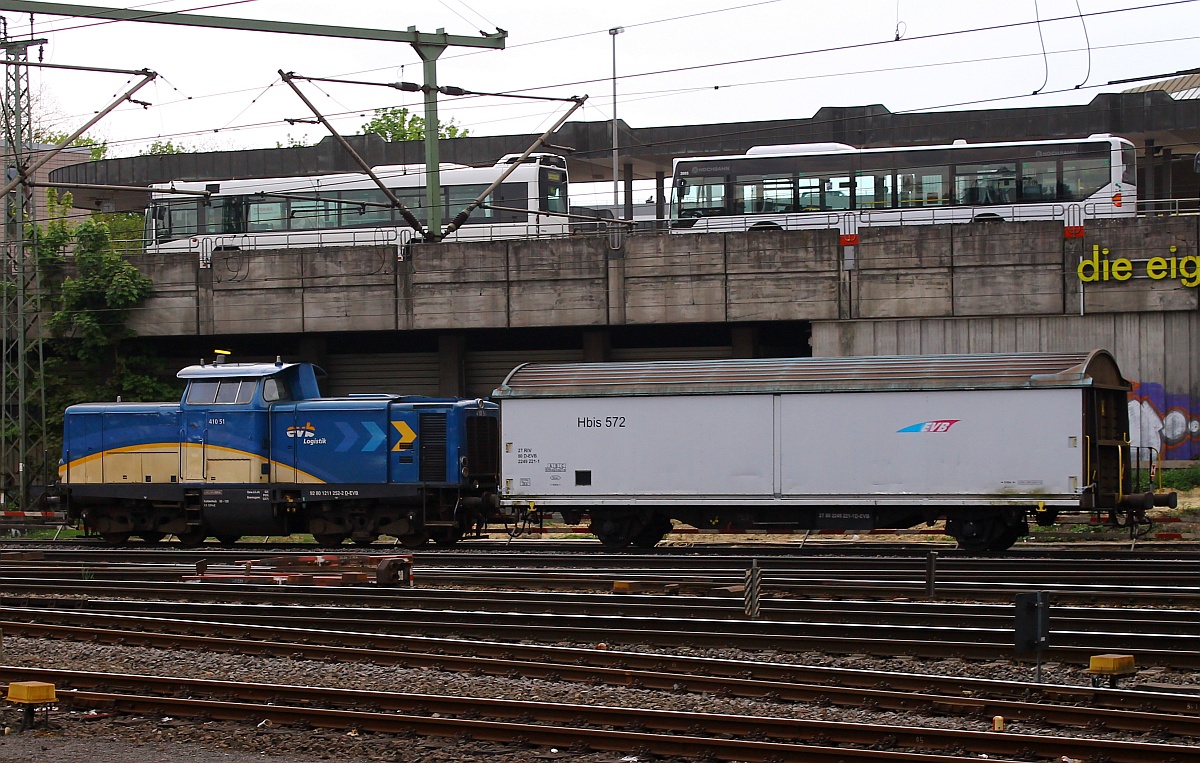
<box><xmin>2</xmin><ymin>667</ymin><xmax>1194</xmax><ymax>762</ymax></box>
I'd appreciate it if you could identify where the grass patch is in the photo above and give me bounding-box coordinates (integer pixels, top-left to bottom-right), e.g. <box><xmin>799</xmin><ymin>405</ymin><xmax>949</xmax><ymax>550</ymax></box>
<box><xmin>10</xmin><ymin>525</ymin><xmax>86</xmax><ymax>540</ymax></box>
<box><xmin>1135</xmin><ymin>464</ymin><xmax>1200</xmax><ymax>493</ymax></box>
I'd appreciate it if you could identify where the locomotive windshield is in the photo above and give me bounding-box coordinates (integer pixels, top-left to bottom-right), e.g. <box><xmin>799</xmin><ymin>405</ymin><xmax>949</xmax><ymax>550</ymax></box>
<box><xmin>186</xmin><ymin>377</ymin><xmax>257</xmax><ymax>405</ymax></box>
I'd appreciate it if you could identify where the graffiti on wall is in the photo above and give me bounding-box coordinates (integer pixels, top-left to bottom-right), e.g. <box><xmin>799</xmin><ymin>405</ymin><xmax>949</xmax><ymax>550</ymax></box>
<box><xmin>1128</xmin><ymin>381</ymin><xmax>1200</xmax><ymax>461</ymax></box>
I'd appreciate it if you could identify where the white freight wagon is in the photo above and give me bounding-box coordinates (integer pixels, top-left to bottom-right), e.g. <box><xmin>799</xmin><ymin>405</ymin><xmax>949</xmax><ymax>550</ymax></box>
<box><xmin>494</xmin><ymin>351</ymin><xmax>1173</xmax><ymax>550</ymax></box>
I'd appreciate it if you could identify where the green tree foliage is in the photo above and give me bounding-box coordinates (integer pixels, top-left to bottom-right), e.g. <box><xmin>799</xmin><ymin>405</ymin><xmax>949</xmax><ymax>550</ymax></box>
<box><xmin>144</xmin><ymin>139</ymin><xmax>189</xmax><ymax>155</ymax></box>
<box><xmin>361</xmin><ymin>106</ymin><xmax>468</xmax><ymax>141</ymax></box>
<box><xmin>46</xmin><ymin>218</ymin><xmax>153</xmax><ymax>364</ymax></box>
<box><xmin>33</xmin><ymin>130</ymin><xmax>107</xmax><ymax>161</ymax></box>
<box><xmin>276</xmin><ymin>133</ymin><xmax>311</xmax><ymax>148</ymax></box>
<box><xmin>28</xmin><ymin>196</ymin><xmax>176</xmax><ymax>468</ymax></box>
<box><xmin>97</xmin><ymin>211</ymin><xmax>147</xmax><ymax>257</ymax></box>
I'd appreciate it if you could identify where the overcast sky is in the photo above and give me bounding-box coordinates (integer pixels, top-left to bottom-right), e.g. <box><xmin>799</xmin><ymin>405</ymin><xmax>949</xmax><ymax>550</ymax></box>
<box><xmin>11</xmin><ymin>0</ymin><xmax>1199</xmax><ymax>159</ymax></box>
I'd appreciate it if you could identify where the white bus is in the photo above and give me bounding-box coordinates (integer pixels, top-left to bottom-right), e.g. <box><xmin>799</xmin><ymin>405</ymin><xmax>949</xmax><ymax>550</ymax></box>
<box><xmin>671</xmin><ymin>134</ymin><xmax>1137</xmax><ymax>235</ymax></box>
<box><xmin>144</xmin><ymin>153</ymin><xmax>570</xmax><ymax>258</ymax></box>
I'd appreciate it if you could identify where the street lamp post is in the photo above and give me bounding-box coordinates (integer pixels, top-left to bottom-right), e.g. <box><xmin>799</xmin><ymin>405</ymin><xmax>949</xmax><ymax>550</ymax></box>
<box><xmin>609</xmin><ymin>26</ymin><xmax>624</xmax><ymax>209</ymax></box>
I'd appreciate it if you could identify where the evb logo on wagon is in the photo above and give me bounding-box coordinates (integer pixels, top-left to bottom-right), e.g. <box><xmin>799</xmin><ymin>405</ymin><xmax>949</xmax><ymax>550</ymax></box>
<box><xmin>898</xmin><ymin>419</ymin><xmax>960</xmax><ymax>433</ymax></box>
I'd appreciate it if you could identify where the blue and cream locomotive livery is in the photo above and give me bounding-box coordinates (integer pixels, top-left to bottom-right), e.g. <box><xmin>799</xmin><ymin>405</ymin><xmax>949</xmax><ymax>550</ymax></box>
<box><xmin>59</xmin><ymin>357</ymin><xmax>500</xmax><ymax>546</ymax></box>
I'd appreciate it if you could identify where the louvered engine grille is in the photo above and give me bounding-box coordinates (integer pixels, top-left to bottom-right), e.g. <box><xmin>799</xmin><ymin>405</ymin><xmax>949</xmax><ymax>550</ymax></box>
<box><xmin>465</xmin><ymin>415</ymin><xmax>499</xmax><ymax>480</ymax></box>
<box><xmin>419</xmin><ymin>413</ymin><xmax>448</xmax><ymax>482</ymax></box>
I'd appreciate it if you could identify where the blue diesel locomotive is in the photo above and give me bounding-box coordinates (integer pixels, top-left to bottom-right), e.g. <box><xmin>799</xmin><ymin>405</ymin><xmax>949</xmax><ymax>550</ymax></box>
<box><xmin>59</xmin><ymin>357</ymin><xmax>500</xmax><ymax>546</ymax></box>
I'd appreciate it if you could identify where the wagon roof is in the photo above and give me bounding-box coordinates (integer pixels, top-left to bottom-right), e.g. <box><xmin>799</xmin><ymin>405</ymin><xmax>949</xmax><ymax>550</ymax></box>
<box><xmin>494</xmin><ymin>351</ymin><xmax>1127</xmax><ymax>398</ymax></box>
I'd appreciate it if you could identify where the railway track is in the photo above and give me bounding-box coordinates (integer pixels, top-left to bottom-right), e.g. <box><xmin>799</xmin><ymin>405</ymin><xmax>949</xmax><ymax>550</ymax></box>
<box><xmin>2</xmin><ymin>667</ymin><xmax>1196</xmax><ymax>762</ymax></box>
<box><xmin>3</xmin><ymin>583</ymin><xmax>1200</xmax><ymax>667</ymax></box>
<box><xmin>4</xmin><ymin>547</ymin><xmax>1200</xmax><ymax>604</ymax></box>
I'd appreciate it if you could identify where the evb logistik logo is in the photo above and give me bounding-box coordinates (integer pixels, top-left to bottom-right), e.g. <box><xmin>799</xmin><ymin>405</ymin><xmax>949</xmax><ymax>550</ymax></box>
<box><xmin>897</xmin><ymin>420</ymin><xmax>960</xmax><ymax>433</ymax></box>
<box><xmin>286</xmin><ymin>422</ymin><xmax>316</xmax><ymax>438</ymax></box>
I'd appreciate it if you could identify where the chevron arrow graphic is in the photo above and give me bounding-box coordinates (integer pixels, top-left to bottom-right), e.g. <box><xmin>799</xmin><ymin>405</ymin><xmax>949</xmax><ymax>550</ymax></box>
<box><xmin>335</xmin><ymin>421</ymin><xmax>358</xmax><ymax>452</ymax></box>
<box><xmin>362</xmin><ymin>421</ymin><xmax>386</xmax><ymax>452</ymax></box>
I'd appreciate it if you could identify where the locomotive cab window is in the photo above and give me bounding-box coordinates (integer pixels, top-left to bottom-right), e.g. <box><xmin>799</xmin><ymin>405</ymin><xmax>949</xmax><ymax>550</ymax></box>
<box><xmin>186</xmin><ymin>377</ymin><xmax>256</xmax><ymax>405</ymax></box>
<box><xmin>262</xmin><ymin>376</ymin><xmax>292</xmax><ymax>403</ymax></box>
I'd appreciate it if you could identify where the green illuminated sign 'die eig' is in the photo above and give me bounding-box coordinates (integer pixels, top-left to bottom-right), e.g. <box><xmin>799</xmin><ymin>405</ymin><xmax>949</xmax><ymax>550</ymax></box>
<box><xmin>1077</xmin><ymin>245</ymin><xmax>1200</xmax><ymax>287</ymax></box>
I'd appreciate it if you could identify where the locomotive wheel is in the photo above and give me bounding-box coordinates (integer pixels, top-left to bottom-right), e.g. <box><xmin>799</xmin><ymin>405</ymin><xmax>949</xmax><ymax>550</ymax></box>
<box><xmin>312</xmin><ymin>533</ymin><xmax>347</xmax><ymax>547</ymax></box>
<box><xmin>137</xmin><ymin>532</ymin><xmax>166</xmax><ymax>543</ymax></box>
<box><xmin>397</xmin><ymin>532</ymin><xmax>429</xmax><ymax>548</ymax></box>
<box><xmin>431</xmin><ymin>526</ymin><xmax>463</xmax><ymax>547</ymax></box>
<box><xmin>175</xmin><ymin>529</ymin><xmax>208</xmax><ymax>547</ymax></box>
<box><xmin>99</xmin><ymin>531</ymin><xmax>131</xmax><ymax>545</ymax></box>
<box><xmin>353</xmin><ymin>536</ymin><xmax>379</xmax><ymax>547</ymax></box>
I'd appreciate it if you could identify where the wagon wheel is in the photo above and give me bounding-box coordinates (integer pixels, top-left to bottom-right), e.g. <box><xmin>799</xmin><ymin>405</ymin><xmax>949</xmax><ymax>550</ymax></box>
<box><xmin>312</xmin><ymin>533</ymin><xmax>347</xmax><ymax>547</ymax></box>
<box><xmin>948</xmin><ymin>512</ymin><xmax>1027</xmax><ymax>553</ymax></box>
<box><xmin>175</xmin><ymin>529</ymin><xmax>208</xmax><ymax>548</ymax></box>
<box><xmin>589</xmin><ymin>514</ymin><xmax>639</xmax><ymax>550</ymax></box>
<box><xmin>98</xmin><ymin>531</ymin><xmax>131</xmax><ymax>545</ymax></box>
<box><xmin>630</xmin><ymin>515</ymin><xmax>673</xmax><ymax>549</ymax></box>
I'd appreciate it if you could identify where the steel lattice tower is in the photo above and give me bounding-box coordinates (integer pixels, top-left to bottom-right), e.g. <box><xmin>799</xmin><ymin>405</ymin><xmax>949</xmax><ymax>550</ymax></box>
<box><xmin>1</xmin><ymin>34</ymin><xmax>48</xmax><ymax>510</ymax></box>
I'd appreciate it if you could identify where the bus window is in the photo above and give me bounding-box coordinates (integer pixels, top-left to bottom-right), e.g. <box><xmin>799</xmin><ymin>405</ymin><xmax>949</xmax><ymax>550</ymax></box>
<box><xmin>289</xmin><ymin>198</ymin><xmax>337</xmax><ymax>230</ymax></box>
<box><xmin>898</xmin><ymin>167</ymin><xmax>950</xmax><ymax>207</ymax></box>
<box><xmin>856</xmin><ymin>169</ymin><xmax>894</xmax><ymax>210</ymax></box>
<box><xmin>540</xmin><ymin>168</ymin><xmax>568</xmax><ymax>214</ymax></box>
<box><xmin>955</xmin><ymin>162</ymin><xmax>1015</xmax><ymax>206</ymax></box>
<box><xmin>797</xmin><ymin>176</ymin><xmax>821</xmax><ymax>210</ymax></box>
<box><xmin>150</xmin><ymin>200</ymin><xmax>200</xmax><ymax>242</ymax></box>
<box><xmin>1019</xmin><ymin>160</ymin><xmax>1056</xmax><ymax>202</ymax></box>
<box><xmin>823</xmin><ymin>176</ymin><xmax>852</xmax><ymax>210</ymax></box>
<box><xmin>447</xmin><ymin>183</ymin><xmax>492</xmax><ymax>223</ymax></box>
<box><xmin>389</xmin><ymin>188</ymin><xmax>427</xmax><ymax>225</ymax></box>
<box><xmin>1121</xmin><ymin>145</ymin><xmax>1136</xmax><ymax>186</ymax></box>
<box><xmin>204</xmin><ymin>196</ymin><xmax>247</xmax><ymax>234</ymax></box>
<box><xmin>340</xmin><ymin>190</ymin><xmax>394</xmax><ymax>227</ymax></box>
<box><xmin>492</xmin><ymin>182</ymin><xmax>528</xmax><ymax>222</ymax></box>
<box><xmin>675</xmin><ymin>176</ymin><xmax>726</xmax><ymax>218</ymax></box>
<box><xmin>735</xmin><ymin>174</ymin><xmax>795</xmax><ymax>214</ymax></box>
<box><xmin>248</xmin><ymin>199</ymin><xmax>285</xmax><ymax>232</ymax></box>
<box><xmin>1061</xmin><ymin>156</ymin><xmax>1110</xmax><ymax>201</ymax></box>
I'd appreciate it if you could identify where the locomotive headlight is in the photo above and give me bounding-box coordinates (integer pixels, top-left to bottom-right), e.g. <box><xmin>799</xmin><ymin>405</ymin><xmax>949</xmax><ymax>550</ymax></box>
<box><xmin>460</xmin><ymin>456</ymin><xmax>468</xmax><ymax>477</ymax></box>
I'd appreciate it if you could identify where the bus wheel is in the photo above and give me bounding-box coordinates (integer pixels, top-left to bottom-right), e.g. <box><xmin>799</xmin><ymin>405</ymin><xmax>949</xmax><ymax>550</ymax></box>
<box><xmin>749</xmin><ymin>221</ymin><xmax>783</xmax><ymax>232</ymax></box>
